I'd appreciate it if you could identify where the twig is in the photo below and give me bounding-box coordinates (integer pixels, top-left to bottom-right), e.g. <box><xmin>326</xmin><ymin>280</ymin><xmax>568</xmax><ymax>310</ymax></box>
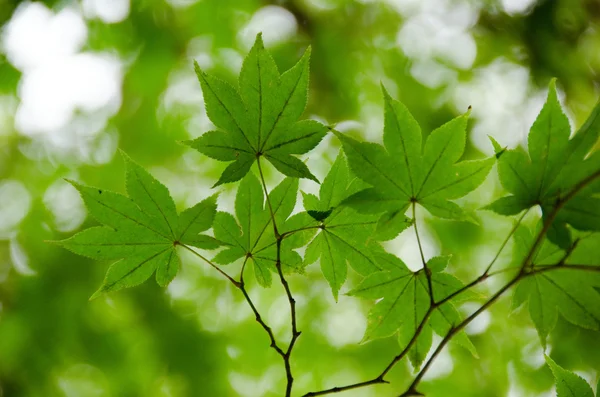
<box><xmin>179</xmin><ymin>244</ymin><xmax>240</xmax><ymax>287</ymax></box>
<box><xmin>484</xmin><ymin>209</ymin><xmax>529</xmax><ymax>275</ymax></box>
<box><xmin>257</xmin><ymin>157</ymin><xmax>301</xmax><ymax>397</ymax></box>
<box><xmin>239</xmin><ymin>256</ymin><xmax>286</xmax><ymax>357</ymax></box>
<box><xmin>400</xmin><ymin>168</ymin><xmax>600</xmax><ymax>395</ymax></box>
<box><xmin>412</xmin><ymin>203</ymin><xmax>434</xmax><ymax>304</ymax></box>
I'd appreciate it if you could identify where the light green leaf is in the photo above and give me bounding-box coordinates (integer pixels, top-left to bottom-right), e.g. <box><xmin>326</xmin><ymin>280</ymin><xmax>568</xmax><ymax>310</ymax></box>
<box><xmin>183</xmin><ymin>130</ymin><xmax>253</xmax><ymax>161</ymax></box>
<box><xmin>337</xmin><ymin>87</ymin><xmax>493</xmax><ymax>220</ymax></box>
<box><xmin>528</xmin><ymin>79</ymin><xmax>571</xmax><ymax>196</ymax></box>
<box><xmin>515</xmin><ymin>269</ymin><xmax>600</xmax><ymax>347</ymax></box>
<box><xmin>488</xmin><ymin>80</ymin><xmax>600</xmax><ymax>247</ymax></box>
<box><xmin>545</xmin><ymin>355</ymin><xmax>595</xmax><ymax>397</ymax></box>
<box><xmin>178</xmin><ymin>194</ymin><xmax>219</xmax><ymax>248</ymax></box>
<box><xmin>212</xmin><ymin>173</ymin><xmax>303</xmax><ymax>286</ymax></box>
<box><xmin>349</xmin><ymin>256</ymin><xmax>476</xmax><ymax>366</ymax></box>
<box><xmin>484</xmin><ymin>196</ymin><xmax>529</xmax><ymax>216</ymax></box>
<box><xmin>59</xmin><ymin>157</ymin><xmax>220</xmax><ymax>297</ymax></box>
<box><xmin>188</xmin><ymin>34</ymin><xmax>326</xmax><ymax>185</ymax></box>
<box><xmin>303</xmin><ymin>153</ymin><xmax>383</xmax><ymax>298</ymax></box>
<box><xmin>374</xmin><ymin>210</ymin><xmax>413</xmax><ymax>241</ymax></box>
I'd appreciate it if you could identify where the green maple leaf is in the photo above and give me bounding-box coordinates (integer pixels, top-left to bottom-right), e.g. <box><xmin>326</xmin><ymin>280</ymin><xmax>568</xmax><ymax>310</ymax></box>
<box><xmin>348</xmin><ymin>254</ymin><xmax>476</xmax><ymax>370</ymax></box>
<box><xmin>335</xmin><ymin>86</ymin><xmax>494</xmax><ymax>221</ymax></box>
<box><xmin>545</xmin><ymin>355</ymin><xmax>595</xmax><ymax>397</ymax></box>
<box><xmin>211</xmin><ymin>172</ymin><xmax>311</xmax><ymax>287</ymax></box>
<box><xmin>512</xmin><ymin>226</ymin><xmax>600</xmax><ymax>348</ymax></box>
<box><xmin>185</xmin><ymin>33</ymin><xmax>328</xmax><ymax>187</ymax></box>
<box><xmin>303</xmin><ymin>152</ymin><xmax>401</xmax><ymax>299</ymax></box>
<box><xmin>57</xmin><ymin>154</ymin><xmax>221</xmax><ymax>298</ymax></box>
<box><xmin>486</xmin><ymin>80</ymin><xmax>600</xmax><ymax>247</ymax></box>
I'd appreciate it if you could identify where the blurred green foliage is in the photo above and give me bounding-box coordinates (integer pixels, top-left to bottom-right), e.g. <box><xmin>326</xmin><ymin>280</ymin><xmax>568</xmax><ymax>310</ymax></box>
<box><xmin>1</xmin><ymin>0</ymin><xmax>599</xmax><ymax>396</ymax></box>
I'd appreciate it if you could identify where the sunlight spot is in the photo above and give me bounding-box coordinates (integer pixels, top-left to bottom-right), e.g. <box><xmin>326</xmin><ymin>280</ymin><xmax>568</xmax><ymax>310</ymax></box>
<box><xmin>453</xmin><ymin>59</ymin><xmax>547</xmax><ymax>154</ymax></box>
<box><xmin>2</xmin><ymin>3</ymin><xmax>87</xmax><ymax>71</ymax></box>
<box><xmin>421</xmin><ymin>335</ymin><xmax>454</xmax><ymax>380</ymax></box>
<box><xmin>9</xmin><ymin>238</ymin><xmax>35</xmax><ymax>276</ymax></box>
<box><xmin>44</xmin><ymin>180</ymin><xmax>86</xmax><ymax>233</ymax></box>
<box><xmin>238</xmin><ymin>6</ymin><xmax>298</xmax><ymax>49</ymax></box>
<box><xmin>267</xmin><ymin>295</ymin><xmax>292</xmax><ymax>336</ymax></box>
<box><xmin>520</xmin><ymin>341</ymin><xmax>545</xmax><ymax>369</ymax></box>
<box><xmin>0</xmin><ymin>180</ymin><xmax>31</xmax><ymax>237</ymax></box>
<box><xmin>15</xmin><ymin>52</ymin><xmax>122</xmax><ymax>136</ymax></box>
<box><xmin>82</xmin><ymin>0</ymin><xmax>130</xmax><ymax>24</ymax></box>
<box><xmin>320</xmin><ymin>298</ymin><xmax>366</xmax><ymax>348</ymax></box>
<box><xmin>409</xmin><ymin>59</ymin><xmax>457</xmax><ymax>89</ymax></box>
<box><xmin>461</xmin><ymin>302</ymin><xmax>491</xmax><ymax>335</ymax></box>
<box><xmin>502</xmin><ymin>0</ymin><xmax>537</xmax><ymax>15</ymax></box>
<box><xmin>229</xmin><ymin>365</ymin><xmax>282</xmax><ymax>397</ymax></box>
<box><xmin>56</xmin><ymin>363</ymin><xmax>108</xmax><ymax>397</ymax></box>
<box><xmin>226</xmin><ymin>345</ymin><xmax>241</xmax><ymax>359</ymax></box>
<box><xmin>385</xmin><ymin>209</ymin><xmax>438</xmax><ymax>272</ymax></box>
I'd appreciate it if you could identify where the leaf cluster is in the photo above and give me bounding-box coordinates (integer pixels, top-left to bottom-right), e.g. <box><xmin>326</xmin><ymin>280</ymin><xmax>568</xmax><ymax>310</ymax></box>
<box><xmin>54</xmin><ymin>34</ymin><xmax>600</xmax><ymax>397</ymax></box>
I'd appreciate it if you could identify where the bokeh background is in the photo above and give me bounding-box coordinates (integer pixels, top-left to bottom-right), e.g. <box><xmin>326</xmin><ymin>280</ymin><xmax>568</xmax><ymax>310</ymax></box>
<box><xmin>1</xmin><ymin>0</ymin><xmax>599</xmax><ymax>396</ymax></box>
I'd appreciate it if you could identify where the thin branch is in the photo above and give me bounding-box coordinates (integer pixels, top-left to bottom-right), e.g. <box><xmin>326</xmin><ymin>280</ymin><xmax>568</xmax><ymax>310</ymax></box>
<box><xmin>182</xmin><ymin>245</ymin><xmax>287</xmax><ymax>358</ymax></box>
<box><xmin>401</xmin><ymin>169</ymin><xmax>600</xmax><ymax>395</ymax></box>
<box><xmin>531</xmin><ymin>263</ymin><xmax>600</xmax><ymax>275</ymax></box>
<box><xmin>401</xmin><ymin>276</ymin><xmax>520</xmax><ymax>396</ymax></box>
<box><xmin>280</xmin><ymin>225</ymin><xmax>323</xmax><ymax>239</ymax></box>
<box><xmin>412</xmin><ymin>203</ymin><xmax>434</xmax><ymax>304</ymax></box>
<box><xmin>179</xmin><ymin>244</ymin><xmax>240</xmax><ymax>287</ymax></box>
<box><xmin>302</xmin><ymin>378</ymin><xmax>389</xmax><ymax>397</ymax></box>
<box><xmin>239</xmin><ymin>256</ymin><xmax>286</xmax><ymax>357</ymax></box>
<box><xmin>484</xmin><ymin>209</ymin><xmax>529</xmax><ymax>275</ymax></box>
<box><xmin>556</xmin><ymin>238</ymin><xmax>580</xmax><ymax>265</ymax></box>
<box><xmin>257</xmin><ymin>156</ymin><xmax>301</xmax><ymax>397</ymax></box>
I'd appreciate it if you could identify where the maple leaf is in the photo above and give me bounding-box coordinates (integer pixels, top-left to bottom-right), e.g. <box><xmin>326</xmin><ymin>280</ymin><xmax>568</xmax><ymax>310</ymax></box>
<box><xmin>185</xmin><ymin>33</ymin><xmax>328</xmax><ymax>187</ymax></box>
<box><xmin>512</xmin><ymin>226</ymin><xmax>600</xmax><ymax>347</ymax></box>
<box><xmin>335</xmin><ymin>86</ymin><xmax>494</xmax><ymax>221</ymax></box>
<box><xmin>348</xmin><ymin>254</ymin><xmax>476</xmax><ymax>370</ymax></box>
<box><xmin>302</xmin><ymin>152</ymin><xmax>404</xmax><ymax>299</ymax></box>
<box><xmin>545</xmin><ymin>355</ymin><xmax>595</xmax><ymax>397</ymax></box>
<box><xmin>211</xmin><ymin>172</ymin><xmax>312</xmax><ymax>287</ymax></box>
<box><xmin>486</xmin><ymin>80</ymin><xmax>600</xmax><ymax>247</ymax></box>
<box><xmin>57</xmin><ymin>153</ymin><xmax>220</xmax><ymax>298</ymax></box>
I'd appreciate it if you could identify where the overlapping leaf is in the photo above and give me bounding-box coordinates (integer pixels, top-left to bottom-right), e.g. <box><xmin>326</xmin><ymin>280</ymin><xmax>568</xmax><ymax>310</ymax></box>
<box><xmin>212</xmin><ymin>172</ymin><xmax>312</xmax><ymax>287</ymax></box>
<box><xmin>486</xmin><ymin>81</ymin><xmax>600</xmax><ymax>247</ymax></box>
<box><xmin>303</xmin><ymin>153</ymin><xmax>395</xmax><ymax>299</ymax></box>
<box><xmin>58</xmin><ymin>154</ymin><xmax>220</xmax><ymax>298</ymax></box>
<box><xmin>348</xmin><ymin>254</ymin><xmax>476</xmax><ymax>369</ymax></box>
<box><xmin>545</xmin><ymin>356</ymin><xmax>595</xmax><ymax>397</ymax></box>
<box><xmin>185</xmin><ymin>33</ymin><xmax>328</xmax><ymax>186</ymax></box>
<box><xmin>335</xmin><ymin>86</ymin><xmax>494</xmax><ymax>221</ymax></box>
<box><xmin>512</xmin><ymin>225</ymin><xmax>600</xmax><ymax>347</ymax></box>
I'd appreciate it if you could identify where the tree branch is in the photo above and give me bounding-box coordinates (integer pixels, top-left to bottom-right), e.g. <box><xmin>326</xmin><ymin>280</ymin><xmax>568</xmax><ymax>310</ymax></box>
<box><xmin>257</xmin><ymin>157</ymin><xmax>301</xmax><ymax>397</ymax></box>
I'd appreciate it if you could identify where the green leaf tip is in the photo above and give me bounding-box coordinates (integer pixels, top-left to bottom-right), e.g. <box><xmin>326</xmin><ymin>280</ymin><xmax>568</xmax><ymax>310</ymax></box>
<box><xmin>545</xmin><ymin>355</ymin><xmax>595</xmax><ymax>397</ymax></box>
<box><xmin>488</xmin><ymin>136</ymin><xmax>505</xmax><ymax>158</ymax></box>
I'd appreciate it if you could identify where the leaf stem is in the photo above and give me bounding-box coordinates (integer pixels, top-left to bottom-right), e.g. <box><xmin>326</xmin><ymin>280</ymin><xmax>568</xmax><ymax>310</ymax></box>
<box><xmin>399</xmin><ymin>167</ymin><xmax>600</xmax><ymax>395</ymax></box>
<box><xmin>303</xmin><ymin>168</ymin><xmax>600</xmax><ymax>397</ymax></box>
<box><xmin>239</xmin><ymin>256</ymin><xmax>287</xmax><ymax>357</ymax></box>
<box><xmin>484</xmin><ymin>209</ymin><xmax>529</xmax><ymax>275</ymax></box>
<box><xmin>412</xmin><ymin>202</ymin><xmax>434</xmax><ymax>304</ymax></box>
<box><xmin>257</xmin><ymin>156</ymin><xmax>301</xmax><ymax>397</ymax></box>
<box><xmin>257</xmin><ymin>156</ymin><xmax>279</xmax><ymax>237</ymax></box>
<box><xmin>179</xmin><ymin>244</ymin><xmax>240</xmax><ymax>287</ymax></box>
